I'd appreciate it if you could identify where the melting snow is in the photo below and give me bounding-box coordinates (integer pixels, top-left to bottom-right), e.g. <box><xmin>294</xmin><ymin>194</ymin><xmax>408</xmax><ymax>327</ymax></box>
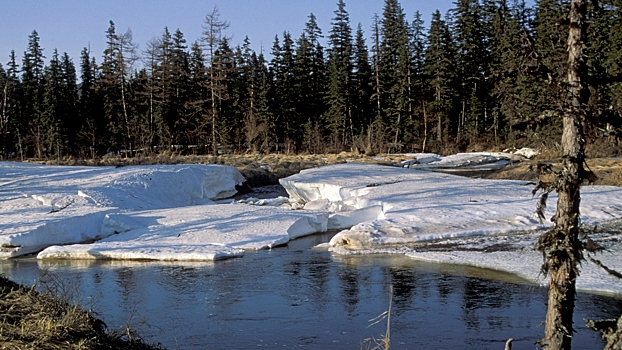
<box><xmin>2</xmin><ymin>151</ymin><xmax>622</xmax><ymax>295</ymax></box>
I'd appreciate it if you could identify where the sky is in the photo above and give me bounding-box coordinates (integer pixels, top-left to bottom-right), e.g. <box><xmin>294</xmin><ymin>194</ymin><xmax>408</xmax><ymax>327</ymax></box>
<box><xmin>1</xmin><ymin>0</ymin><xmax>458</xmax><ymax>69</ymax></box>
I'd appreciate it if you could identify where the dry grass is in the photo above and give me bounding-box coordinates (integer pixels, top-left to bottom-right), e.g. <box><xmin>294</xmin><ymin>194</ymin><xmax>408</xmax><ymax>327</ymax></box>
<box><xmin>483</xmin><ymin>157</ymin><xmax>622</xmax><ymax>187</ymax></box>
<box><xmin>0</xmin><ymin>274</ymin><xmax>164</xmax><ymax>350</ymax></box>
<box><xmin>20</xmin><ymin>149</ymin><xmax>622</xmax><ymax>187</ymax></box>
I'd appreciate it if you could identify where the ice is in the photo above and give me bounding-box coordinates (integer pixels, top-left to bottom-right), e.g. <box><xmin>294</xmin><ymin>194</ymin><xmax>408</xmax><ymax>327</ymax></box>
<box><xmin>280</xmin><ymin>162</ymin><xmax>622</xmax><ymax>295</ymax></box>
<box><xmin>37</xmin><ymin>204</ymin><xmax>328</xmax><ymax>261</ymax></box>
<box><xmin>3</xmin><ymin>154</ymin><xmax>622</xmax><ymax>295</ymax></box>
<box><xmin>1</xmin><ymin>162</ymin><xmax>246</xmax><ymax>258</ymax></box>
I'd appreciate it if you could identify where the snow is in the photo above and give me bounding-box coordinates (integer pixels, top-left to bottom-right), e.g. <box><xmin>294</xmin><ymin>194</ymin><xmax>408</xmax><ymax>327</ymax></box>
<box><xmin>3</xmin><ymin>151</ymin><xmax>622</xmax><ymax>295</ymax></box>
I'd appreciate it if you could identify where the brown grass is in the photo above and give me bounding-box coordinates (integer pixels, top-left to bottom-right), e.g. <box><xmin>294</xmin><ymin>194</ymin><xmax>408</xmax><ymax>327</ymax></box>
<box><xmin>483</xmin><ymin>157</ymin><xmax>622</xmax><ymax>187</ymax></box>
<box><xmin>19</xmin><ymin>150</ymin><xmax>622</xmax><ymax>187</ymax></box>
<box><xmin>0</xmin><ymin>274</ymin><xmax>164</xmax><ymax>350</ymax></box>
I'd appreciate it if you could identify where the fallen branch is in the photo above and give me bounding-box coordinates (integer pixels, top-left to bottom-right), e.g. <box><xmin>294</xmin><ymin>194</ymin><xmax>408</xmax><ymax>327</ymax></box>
<box><xmin>48</xmin><ymin>199</ymin><xmax>75</xmax><ymax>214</ymax></box>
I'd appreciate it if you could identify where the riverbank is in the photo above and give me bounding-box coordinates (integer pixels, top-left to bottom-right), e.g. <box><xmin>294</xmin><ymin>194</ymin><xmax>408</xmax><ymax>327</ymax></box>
<box><xmin>25</xmin><ymin>151</ymin><xmax>622</xmax><ymax>187</ymax></box>
<box><xmin>0</xmin><ymin>274</ymin><xmax>164</xmax><ymax>349</ymax></box>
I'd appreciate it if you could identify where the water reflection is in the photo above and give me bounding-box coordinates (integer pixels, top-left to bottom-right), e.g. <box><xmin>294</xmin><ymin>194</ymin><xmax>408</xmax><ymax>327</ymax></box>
<box><xmin>1</xmin><ymin>251</ymin><xmax>619</xmax><ymax>349</ymax></box>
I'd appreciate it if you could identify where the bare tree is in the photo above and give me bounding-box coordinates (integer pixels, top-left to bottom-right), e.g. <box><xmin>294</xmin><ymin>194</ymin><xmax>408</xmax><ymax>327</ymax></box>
<box><xmin>201</xmin><ymin>6</ymin><xmax>230</xmax><ymax>155</ymax></box>
<box><xmin>536</xmin><ymin>0</ymin><xmax>589</xmax><ymax>349</ymax></box>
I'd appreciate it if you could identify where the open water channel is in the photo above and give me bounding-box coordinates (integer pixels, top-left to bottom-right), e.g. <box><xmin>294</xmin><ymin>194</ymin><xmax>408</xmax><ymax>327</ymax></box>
<box><xmin>1</xmin><ymin>232</ymin><xmax>620</xmax><ymax>350</ymax></box>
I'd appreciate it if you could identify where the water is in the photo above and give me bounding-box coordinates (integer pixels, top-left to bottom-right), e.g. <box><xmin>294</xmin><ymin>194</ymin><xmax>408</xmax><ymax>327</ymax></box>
<box><xmin>1</xmin><ymin>244</ymin><xmax>620</xmax><ymax>349</ymax></box>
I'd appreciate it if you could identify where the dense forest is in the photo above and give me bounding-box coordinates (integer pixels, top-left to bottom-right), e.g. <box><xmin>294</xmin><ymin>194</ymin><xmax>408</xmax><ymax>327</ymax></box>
<box><xmin>0</xmin><ymin>0</ymin><xmax>621</xmax><ymax>159</ymax></box>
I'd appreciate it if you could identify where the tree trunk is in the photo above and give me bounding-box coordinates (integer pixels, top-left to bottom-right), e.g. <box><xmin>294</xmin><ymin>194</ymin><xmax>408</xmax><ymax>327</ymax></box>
<box><xmin>540</xmin><ymin>1</ymin><xmax>588</xmax><ymax>349</ymax></box>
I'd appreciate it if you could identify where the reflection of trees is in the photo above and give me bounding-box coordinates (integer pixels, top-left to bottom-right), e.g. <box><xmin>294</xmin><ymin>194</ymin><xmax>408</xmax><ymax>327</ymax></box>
<box><xmin>387</xmin><ymin>267</ymin><xmax>419</xmax><ymax>313</ymax></box>
<box><xmin>461</xmin><ymin>278</ymin><xmax>513</xmax><ymax>331</ymax></box>
<box><xmin>115</xmin><ymin>267</ymin><xmax>137</xmax><ymax>300</ymax></box>
<box><xmin>337</xmin><ymin>266</ymin><xmax>360</xmax><ymax>316</ymax></box>
<box><xmin>435</xmin><ymin>274</ymin><xmax>454</xmax><ymax>304</ymax></box>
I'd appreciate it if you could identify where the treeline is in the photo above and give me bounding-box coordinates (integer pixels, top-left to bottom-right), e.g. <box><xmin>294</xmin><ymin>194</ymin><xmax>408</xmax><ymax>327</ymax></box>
<box><xmin>1</xmin><ymin>0</ymin><xmax>621</xmax><ymax>159</ymax></box>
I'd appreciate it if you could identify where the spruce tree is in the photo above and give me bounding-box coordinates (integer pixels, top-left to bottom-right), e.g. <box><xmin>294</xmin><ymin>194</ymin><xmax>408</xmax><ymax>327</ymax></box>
<box><xmin>352</xmin><ymin>23</ymin><xmax>373</xmax><ymax>152</ymax></box>
<box><xmin>325</xmin><ymin>0</ymin><xmax>354</xmax><ymax>150</ymax></box>
<box><xmin>379</xmin><ymin>0</ymin><xmax>411</xmax><ymax>150</ymax></box>
<box><xmin>423</xmin><ymin>10</ymin><xmax>458</xmax><ymax>149</ymax></box>
<box><xmin>22</xmin><ymin>30</ymin><xmax>46</xmax><ymax>158</ymax></box>
<box><xmin>451</xmin><ymin>0</ymin><xmax>489</xmax><ymax>143</ymax></box>
<box><xmin>78</xmin><ymin>47</ymin><xmax>102</xmax><ymax>158</ymax></box>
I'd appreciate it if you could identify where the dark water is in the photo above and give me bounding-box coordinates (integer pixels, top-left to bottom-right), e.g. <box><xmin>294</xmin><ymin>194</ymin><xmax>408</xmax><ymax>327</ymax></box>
<box><xmin>1</xmin><ymin>245</ymin><xmax>620</xmax><ymax>350</ymax></box>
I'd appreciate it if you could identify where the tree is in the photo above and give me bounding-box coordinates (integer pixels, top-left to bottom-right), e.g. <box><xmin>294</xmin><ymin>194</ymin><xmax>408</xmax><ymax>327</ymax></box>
<box><xmin>77</xmin><ymin>47</ymin><xmax>102</xmax><ymax>158</ymax></box>
<box><xmin>352</xmin><ymin>23</ymin><xmax>373</xmax><ymax>152</ymax></box>
<box><xmin>201</xmin><ymin>6</ymin><xmax>230</xmax><ymax>155</ymax></box>
<box><xmin>379</xmin><ymin>0</ymin><xmax>412</xmax><ymax>149</ymax></box>
<box><xmin>99</xmin><ymin>21</ymin><xmax>138</xmax><ymax>155</ymax></box>
<box><xmin>451</xmin><ymin>0</ymin><xmax>490</xmax><ymax>143</ymax></box>
<box><xmin>325</xmin><ymin>0</ymin><xmax>354</xmax><ymax>150</ymax></box>
<box><xmin>423</xmin><ymin>10</ymin><xmax>458</xmax><ymax>149</ymax></box>
<box><xmin>1</xmin><ymin>51</ymin><xmax>22</xmax><ymax>158</ymax></box>
<box><xmin>535</xmin><ymin>0</ymin><xmax>589</xmax><ymax>348</ymax></box>
<box><xmin>22</xmin><ymin>30</ymin><xmax>46</xmax><ymax>158</ymax></box>
<box><xmin>270</xmin><ymin>32</ymin><xmax>298</xmax><ymax>152</ymax></box>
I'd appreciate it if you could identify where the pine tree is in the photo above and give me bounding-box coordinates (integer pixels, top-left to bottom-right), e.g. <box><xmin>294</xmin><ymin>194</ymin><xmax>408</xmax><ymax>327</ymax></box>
<box><xmin>77</xmin><ymin>47</ymin><xmax>102</xmax><ymax>158</ymax></box>
<box><xmin>423</xmin><ymin>10</ymin><xmax>458</xmax><ymax>149</ymax></box>
<box><xmin>42</xmin><ymin>49</ymin><xmax>67</xmax><ymax>157</ymax></box>
<box><xmin>379</xmin><ymin>0</ymin><xmax>412</xmax><ymax>149</ymax></box>
<box><xmin>325</xmin><ymin>0</ymin><xmax>354</xmax><ymax>150</ymax></box>
<box><xmin>452</xmin><ymin>0</ymin><xmax>489</xmax><ymax>143</ymax></box>
<box><xmin>99</xmin><ymin>21</ymin><xmax>138</xmax><ymax>155</ymax></box>
<box><xmin>185</xmin><ymin>41</ymin><xmax>209</xmax><ymax>150</ymax></box>
<box><xmin>409</xmin><ymin>11</ymin><xmax>427</xmax><ymax>150</ymax></box>
<box><xmin>22</xmin><ymin>30</ymin><xmax>46</xmax><ymax>158</ymax></box>
<box><xmin>352</xmin><ymin>23</ymin><xmax>373</xmax><ymax>152</ymax></box>
<box><xmin>533</xmin><ymin>0</ymin><xmax>570</xmax><ymax>118</ymax></box>
<box><xmin>270</xmin><ymin>32</ymin><xmax>298</xmax><ymax>152</ymax></box>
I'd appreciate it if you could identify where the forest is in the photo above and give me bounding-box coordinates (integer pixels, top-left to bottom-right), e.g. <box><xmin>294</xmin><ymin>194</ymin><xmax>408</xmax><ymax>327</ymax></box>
<box><xmin>0</xmin><ymin>0</ymin><xmax>621</xmax><ymax>160</ymax></box>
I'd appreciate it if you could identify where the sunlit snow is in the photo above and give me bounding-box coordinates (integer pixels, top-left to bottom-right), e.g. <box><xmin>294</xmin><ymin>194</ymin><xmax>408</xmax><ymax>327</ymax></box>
<box><xmin>2</xmin><ymin>151</ymin><xmax>622</xmax><ymax>295</ymax></box>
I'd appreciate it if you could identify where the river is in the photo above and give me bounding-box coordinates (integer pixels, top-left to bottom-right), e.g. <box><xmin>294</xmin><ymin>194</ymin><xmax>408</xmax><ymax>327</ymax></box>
<box><xmin>1</xmin><ymin>235</ymin><xmax>619</xmax><ymax>349</ymax></box>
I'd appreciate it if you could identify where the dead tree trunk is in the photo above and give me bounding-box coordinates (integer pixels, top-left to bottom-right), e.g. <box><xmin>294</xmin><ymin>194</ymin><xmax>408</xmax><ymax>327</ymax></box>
<box><xmin>538</xmin><ymin>1</ymin><xmax>588</xmax><ymax>349</ymax></box>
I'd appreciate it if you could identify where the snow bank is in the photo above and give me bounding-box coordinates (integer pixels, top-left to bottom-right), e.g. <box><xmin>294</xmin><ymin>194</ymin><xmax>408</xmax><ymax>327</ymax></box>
<box><xmin>1</xmin><ymin>162</ymin><xmax>245</xmax><ymax>258</ymax></box>
<box><xmin>280</xmin><ymin>163</ymin><xmax>622</xmax><ymax>250</ymax></box>
<box><xmin>398</xmin><ymin>151</ymin><xmax>528</xmax><ymax>172</ymax></box>
<box><xmin>280</xmin><ymin>162</ymin><xmax>622</xmax><ymax>295</ymax></box>
<box><xmin>37</xmin><ymin>204</ymin><xmax>328</xmax><ymax>261</ymax></box>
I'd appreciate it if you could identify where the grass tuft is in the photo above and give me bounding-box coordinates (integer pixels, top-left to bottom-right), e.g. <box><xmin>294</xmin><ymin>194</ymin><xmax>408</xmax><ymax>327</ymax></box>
<box><xmin>0</xmin><ymin>273</ymin><xmax>164</xmax><ymax>350</ymax></box>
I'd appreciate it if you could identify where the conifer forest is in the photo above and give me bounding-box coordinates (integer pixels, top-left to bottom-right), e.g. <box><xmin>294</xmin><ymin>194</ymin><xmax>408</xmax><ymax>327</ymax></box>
<box><xmin>1</xmin><ymin>0</ymin><xmax>621</xmax><ymax>160</ymax></box>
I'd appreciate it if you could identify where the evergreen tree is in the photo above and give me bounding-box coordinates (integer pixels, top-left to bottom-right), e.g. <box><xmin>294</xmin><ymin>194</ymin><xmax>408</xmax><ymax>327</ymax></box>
<box><xmin>325</xmin><ymin>0</ymin><xmax>354</xmax><ymax>150</ymax></box>
<box><xmin>379</xmin><ymin>0</ymin><xmax>412</xmax><ymax>150</ymax></box>
<box><xmin>352</xmin><ymin>23</ymin><xmax>373</xmax><ymax>152</ymax></box>
<box><xmin>451</xmin><ymin>0</ymin><xmax>489</xmax><ymax>142</ymax></box>
<box><xmin>533</xmin><ymin>0</ymin><xmax>569</xmax><ymax>114</ymax></box>
<box><xmin>409</xmin><ymin>11</ymin><xmax>427</xmax><ymax>150</ymax></box>
<box><xmin>270</xmin><ymin>32</ymin><xmax>298</xmax><ymax>152</ymax></box>
<box><xmin>1</xmin><ymin>51</ymin><xmax>22</xmax><ymax>158</ymax></box>
<box><xmin>170</xmin><ymin>29</ymin><xmax>191</xmax><ymax>146</ymax></box>
<box><xmin>22</xmin><ymin>30</ymin><xmax>46</xmax><ymax>158</ymax></box>
<box><xmin>423</xmin><ymin>10</ymin><xmax>458</xmax><ymax>149</ymax></box>
<box><xmin>42</xmin><ymin>49</ymin><xmax>67</xmax><ymax>157</ymax></box>
<box><xmin>185</xmin><ymin>41</ymin><xmax>209</xmax><ymax>150</ymax></box>
<box><xmin>77</xmin><ymin>47</ymin><xmax>102</xmax><ymax>158</ymax></box>
<box><xmin>99</xmin><ymin>20</ymin><xmax>138</xmax><ymax>154</ymax></box>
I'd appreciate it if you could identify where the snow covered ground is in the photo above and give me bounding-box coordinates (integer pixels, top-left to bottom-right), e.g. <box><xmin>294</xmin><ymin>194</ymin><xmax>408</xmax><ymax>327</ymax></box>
<box><xmin>2</xmin><ymin>151</ymin><xmax>622</xmax><ymax>295</ymax></box>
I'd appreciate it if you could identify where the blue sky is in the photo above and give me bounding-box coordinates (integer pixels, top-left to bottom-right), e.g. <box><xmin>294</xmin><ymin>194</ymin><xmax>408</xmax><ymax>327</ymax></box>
<box><xmin>0</xmin><ymin>0</ymin><xmax>456</xmax><ymax>67</ymax></box>
<box><xmin>0</xmin><ymin>0</ymin><xmax>526</xmax><ymax>68</ymax></box>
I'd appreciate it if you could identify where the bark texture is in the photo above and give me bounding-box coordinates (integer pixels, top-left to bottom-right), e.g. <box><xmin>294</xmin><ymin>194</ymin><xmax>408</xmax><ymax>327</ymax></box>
<box><xmin>538</xmin><ymin>0</ymin><xmax>588</xmax><ymax>349</ymax></box>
